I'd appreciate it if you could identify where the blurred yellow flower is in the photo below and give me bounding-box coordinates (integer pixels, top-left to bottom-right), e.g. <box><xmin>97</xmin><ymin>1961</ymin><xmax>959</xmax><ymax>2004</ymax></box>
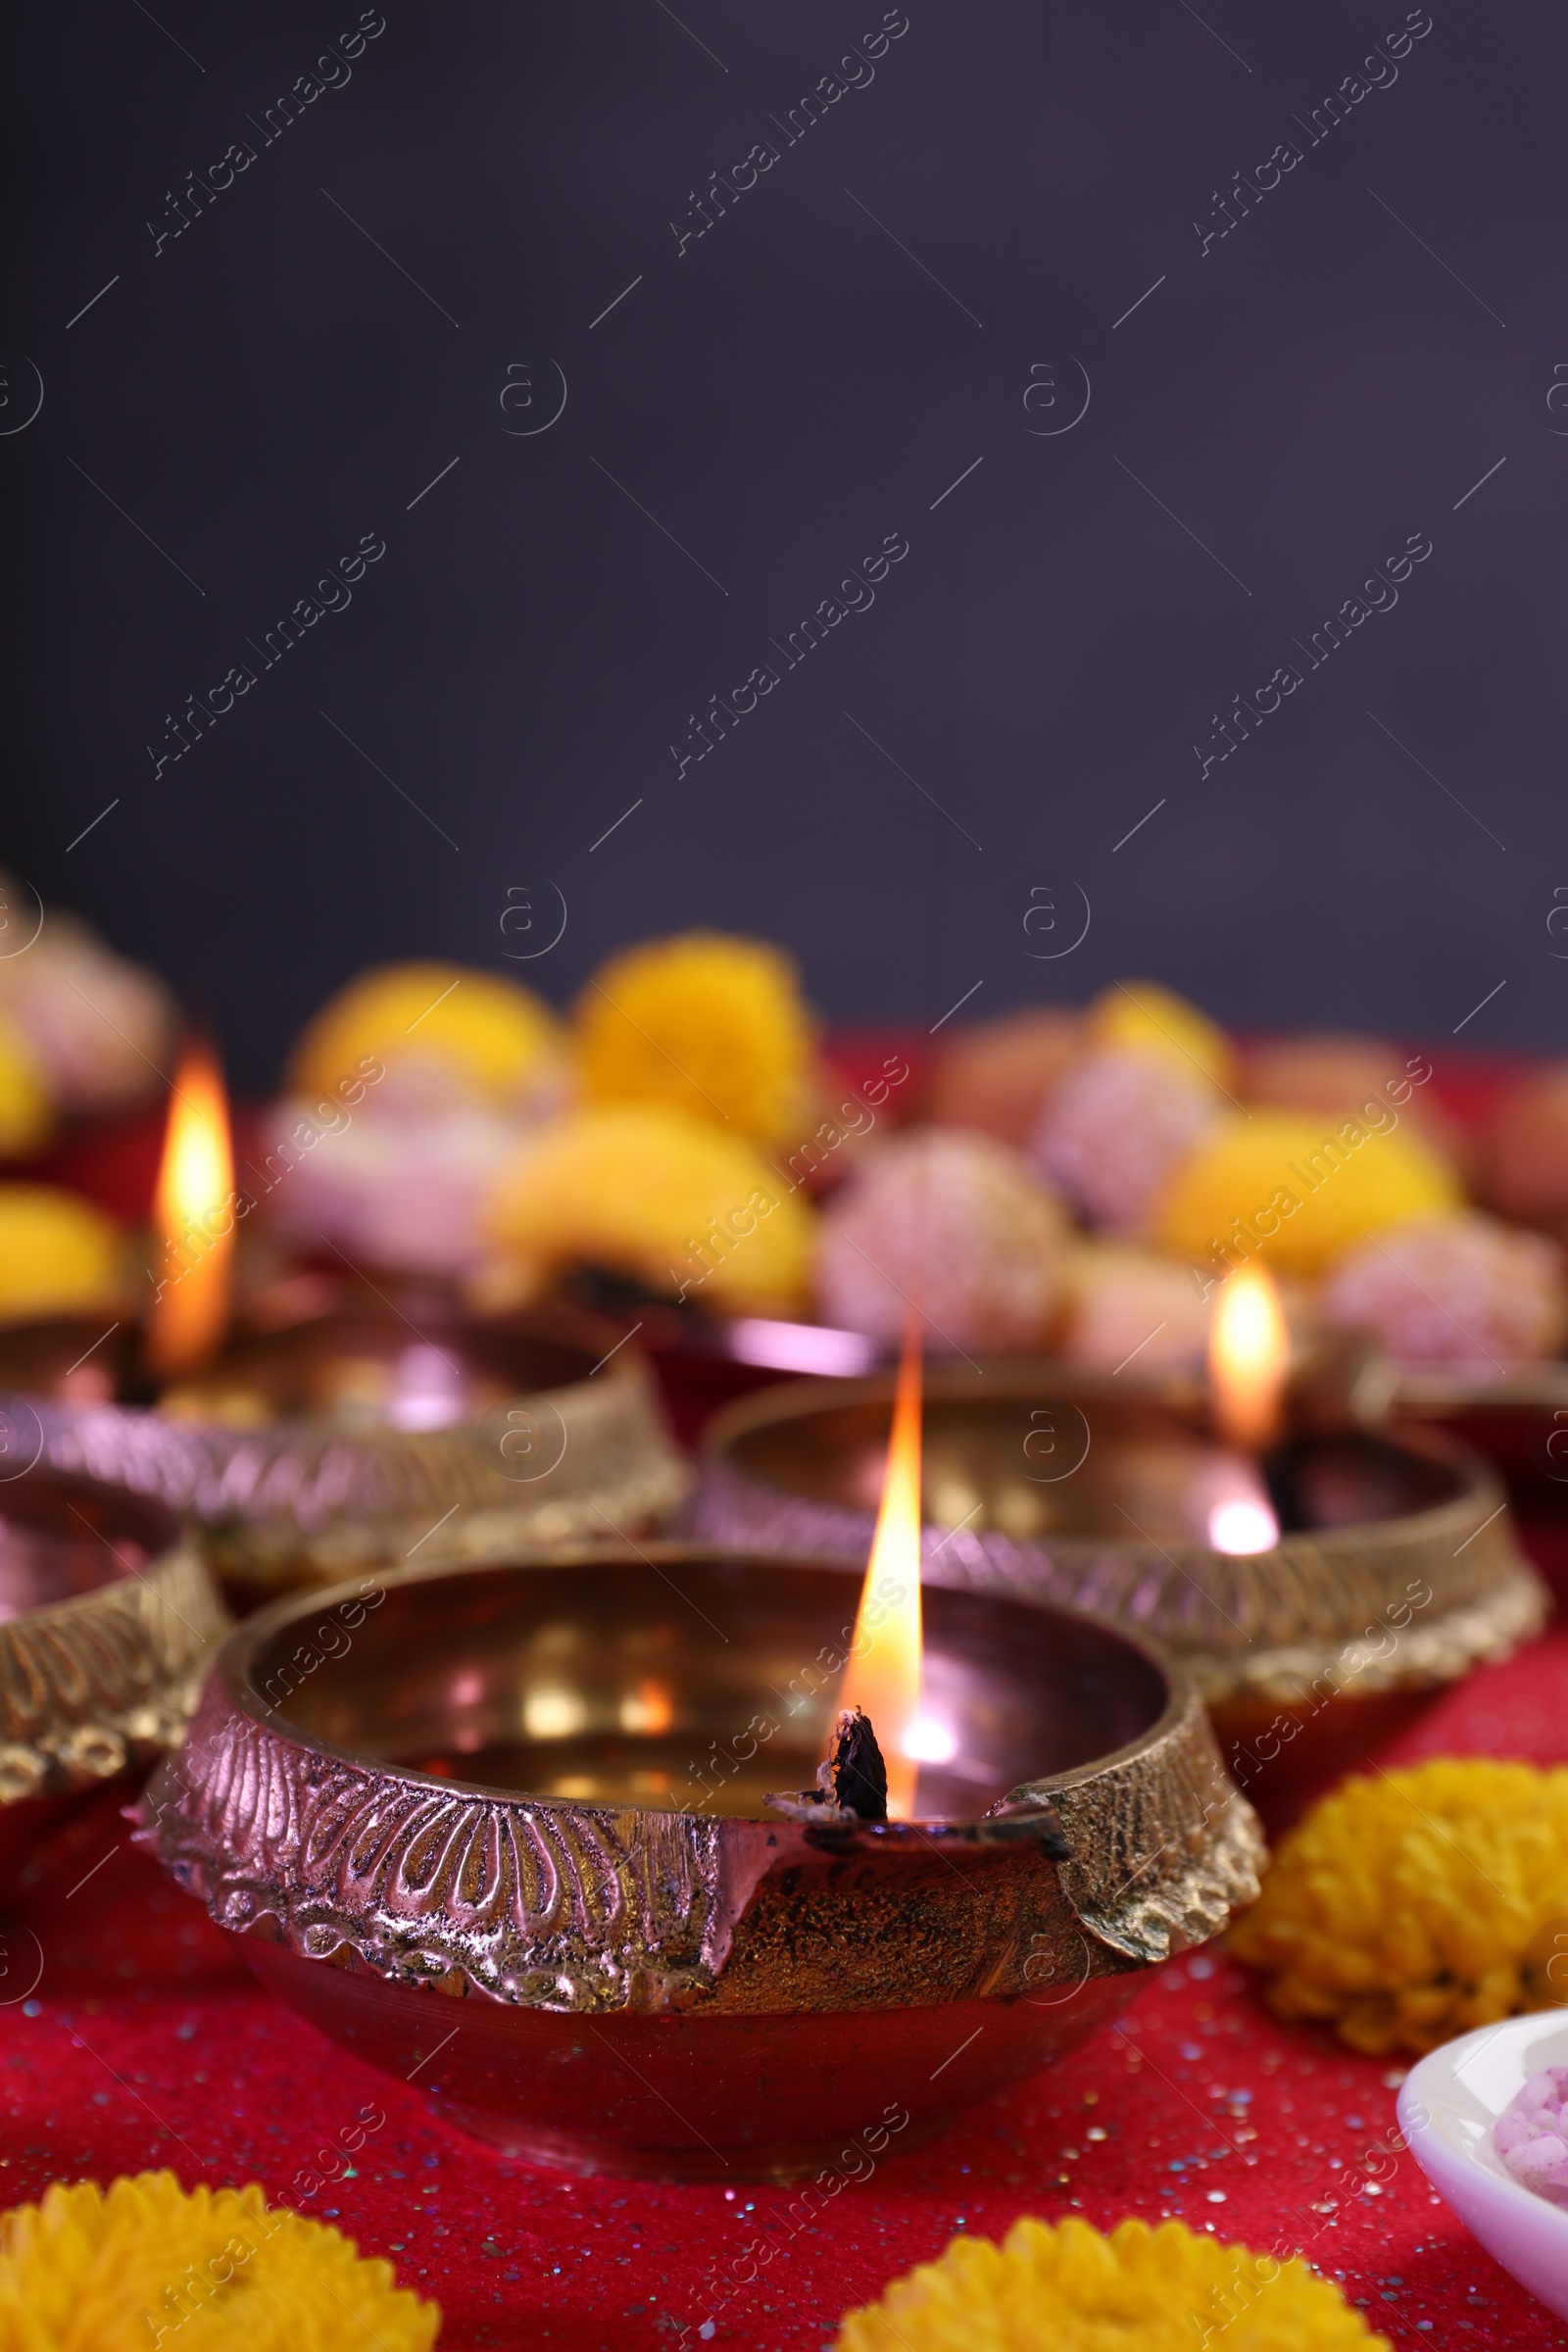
<box><xmin>290</xmin><ymin>962</ymin><xmax>563</xmax><ymax>1109</ymax></box>
<box><xmin>1088</xmin><ymin>979</ymin><xmax>1235</xmax><ymax>1092</ymax></box>
<box><xmin>1233</xmin><ymin>1757</ymin><xmax>1568</xmax><ymax>2055</ymax></box>
<box><xmin>834</xmin><ymin>2214</ymin><xmax>1385</xmax><ymax>2351</ymax></box>
<box><xmin>575</xmin><ymin>931</ymin><xmax>815</xmax><ymax>1143</ymax></box>
<box><xmin>0</xmin><ymin>2171</ymin><xmax>438</xmax><ymax>2352</ymax></box>
<box><xmin>487</xmin><ymin>1102</ymin><xmax>813</xmax><ymax>1311</ymax></box>
<box><xmin>1157</xmin><ymin>1109</ymin><xmax>1459</xmax><ymax>1280</ymax></box>
<box><xmin>0</xmin><ymin>1185</ymin><xmax>121</xmax><ymax>1324</ymax></box>
<box><xmin>0</xmin><ymin>1007</ymin><xmax>52</xmax><ymax>1157</ymax></box>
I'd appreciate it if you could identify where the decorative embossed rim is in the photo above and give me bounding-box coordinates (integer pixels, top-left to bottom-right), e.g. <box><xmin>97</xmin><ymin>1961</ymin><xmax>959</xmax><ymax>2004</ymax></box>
<box><xmin>19</xmin><ymin>1331</ymin><xmax>690</xmax><ymax>1582</ymax></box>
<box><xmin>693</xmin><ymin>1369</ymin><xmax>1544</xmax><ymax>1702</ymax></box>
<box><xmin>0</xmin><ymin>1473</ymin><xmax>230</xmax><ymax>1808</ymax></box>
<box><xmin>143</xmin><ymin>1544</ymin><xmax>1263</xmax><ymax>2012</ymax></box>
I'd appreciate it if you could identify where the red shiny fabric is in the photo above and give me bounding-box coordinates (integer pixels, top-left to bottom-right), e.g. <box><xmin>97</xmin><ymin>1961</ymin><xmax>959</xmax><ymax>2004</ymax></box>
<box><xmin>3</xmin><ymin>1050</ymin><xmax>1563</xmax><ymax>2347</ymax></box>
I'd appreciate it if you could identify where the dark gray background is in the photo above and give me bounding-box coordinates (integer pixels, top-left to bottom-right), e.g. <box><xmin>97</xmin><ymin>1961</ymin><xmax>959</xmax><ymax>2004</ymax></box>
<box><xmin>2</xmin><ymin>2</ymin><xmax>1558</xmax><ymax>1089</ymax></box>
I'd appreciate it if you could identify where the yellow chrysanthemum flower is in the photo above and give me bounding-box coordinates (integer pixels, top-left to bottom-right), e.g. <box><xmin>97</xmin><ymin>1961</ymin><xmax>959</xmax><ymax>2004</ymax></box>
<box><xmin>486</xmin><ymin>1102</ymin><xmax>813</xmax><ymax>1311</ymax></box>
<box><xmin>289</xmin><ymin>962</ymin><xmax>564</xmax><ymax>1109</ymax></box>
<box><xmin>834</xmin><ymin>2214</ymin><xmax>1386</xmax><ymax>2351</ymax></box>
<box><xmin>1156</xmin><ymin>1109</ymin><xmax>1459</xmax><ymax>1281</ymax></box>
<box><xmin>0</xmin><ymin>2171</ymin><xmax>439</xmax><ymax>2352</ymax></box>
<box><xmin>575</xmin><ymin>932</ymin><xmax>815</xmax><ymax>1143</ymax></box>
<box><xmin>1088</xmin><ymin>980</ymin><xmax>1235</xmax><ymax>1092</ymax></box>
<box><xmin>0</xmin><ymin>1007</ymin><xmax>53</xmax><ymax>1157</ymax></box>
<box><xmin>0</xmin><ymin>1184</ymin><xmax>122</xmax><ymax>1323</ymax></box>
<box><xmin>1232</xmin><ymin>1757</ymin><xmax>1568</xmax><ymax>2055</ymax></box>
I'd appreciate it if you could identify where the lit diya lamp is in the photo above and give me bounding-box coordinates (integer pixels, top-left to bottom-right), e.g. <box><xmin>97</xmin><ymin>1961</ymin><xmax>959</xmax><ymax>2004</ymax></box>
<box><xmin>691</xmin><ymin>1270</ymin><xmax>1547</xmax><ymax>1832</ymax></box>
<box><xmin>141</xmin><ymin>1335</ymin><xmax>1261</xmax><ymax>2180</ymax></box>
<box><xmin>0</xmin><ymin>1045</ymin><xmax>684</xmax><ymax>1605</ymax></box>
<box><xmin>146</xmin><ymin>1284</ymin><xmax>688</xmax><ymax>1606</ymax></box>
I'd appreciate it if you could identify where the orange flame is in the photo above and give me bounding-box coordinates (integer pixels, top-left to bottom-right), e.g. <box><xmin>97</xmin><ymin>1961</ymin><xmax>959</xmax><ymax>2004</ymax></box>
<box><xmin>1208</xmin><ymin>1258</ymin><xmax>1289</xmax><ymax>1453</ymax></box>
<box><xmin>838</xmin><ymin>1315</ymin><xmax>924</xmax><ymax>1819</ymax></box>
<box><xmin>146</xmin><ymin>1039</ymin><xmax>235</xmax><ymax>1379</ymax></box>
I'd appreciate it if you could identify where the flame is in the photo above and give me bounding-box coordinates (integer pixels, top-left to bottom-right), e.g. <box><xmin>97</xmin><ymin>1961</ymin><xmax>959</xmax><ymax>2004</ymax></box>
<box><xmin>1189</xmin><ymin>1447</ymin><xmax>1280</xmax><ymax>1554</ymax></box>
<box><xmin>621</xmin><ymin>1678</ymin><xmax>675</xmax><ymax>1736</ymax></box>
<box><xmin>838</xmin><ymin>1315</ymin><xmax>924</xmax><ymax>1819</ymax></box>
<box><xmin>1208</xmin><ymin>1258</ymin><xmax>1289</xmax><ymax>1453</ymax></box>
<box><xmin>146</xmin><ymin>1039</ymin><xmax>235</xmax><ymax>1379</ymax></box>
<box><xmin>1206</xmin><ymin>1486</ymin><xmax>1280</xmax><ymax>1555</ymax></box>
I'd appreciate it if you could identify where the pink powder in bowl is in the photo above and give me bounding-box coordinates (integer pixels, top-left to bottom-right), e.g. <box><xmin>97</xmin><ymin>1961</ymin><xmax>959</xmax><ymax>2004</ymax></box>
<box><xmin>1495</xmin><ymin>2066</ymin><xmax>1568</xmax><ymax>2204</ymax></box>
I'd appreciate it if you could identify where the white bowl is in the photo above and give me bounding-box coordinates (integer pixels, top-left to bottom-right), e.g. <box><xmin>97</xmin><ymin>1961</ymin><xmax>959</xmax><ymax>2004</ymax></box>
<box><xmin>1399</xmin><ymin>2013</ymin><xmax>1568</xmax><ymax>2321</ymax></box>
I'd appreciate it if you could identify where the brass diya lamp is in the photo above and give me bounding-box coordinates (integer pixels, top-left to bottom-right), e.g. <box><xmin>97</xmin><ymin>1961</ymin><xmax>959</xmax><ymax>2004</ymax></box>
<box><xmin>1</xmin><ymin>1044</ymin><xmax>687</xmax><ymax>1605</ymax></box>
<box><xmin>691</xmin><ymin>1269</ymin><xmax>1546</xmax><ymax>1831</ymax></box>
<box><xmin>141</xmin><ymin>1287</ymin><xmax>690</xmax><ymax>1605</ymax></box>
<box><xmin>142</xmin><ymin>1343</ymin><xmax>1262</xmax><ymax>2180</ymax></box>
<box><xmin>0</xmin><ymin>1449</ymin><xmax>227</xmax><ymax>1894</ymax></box>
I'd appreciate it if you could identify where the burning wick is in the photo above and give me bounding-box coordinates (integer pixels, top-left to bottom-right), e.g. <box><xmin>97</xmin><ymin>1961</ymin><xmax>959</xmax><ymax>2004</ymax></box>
<box><xmin>765</xmin><ymin>1706</ymin><xmax>891</xmax><ymax>1828</ymax></box>
<box><xmin>818</xmin><ymin>1707</ymin><xmax>889</xmax><ymax>1818</ymax></box>
<box><xmin>146</xmin><ymin>1038</ymin><xmax>235</xmax><ymax>1380</ymax></box>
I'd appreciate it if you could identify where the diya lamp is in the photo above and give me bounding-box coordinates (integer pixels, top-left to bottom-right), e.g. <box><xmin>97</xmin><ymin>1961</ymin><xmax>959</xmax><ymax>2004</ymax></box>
<box><xmin>142</xmin><ymin>1335</ymin><xmax>1262</xmax><ymax>2180</ymax></box>
<box><xmin>0</xmin><ymin>1457</ymin><xmax>227</xmax><ymax>1900</ymax></box>
<box><xmin>144</xmin><ymin>1286</ymin><xmax>689</xmax><ymax>1605</ymax></box>
<box><xmin>0</xmin><ymin>1043</ymin><xmax>687</xmax><ymax>1604</ymax></box>
<box><xmin>690</xmin><ymin>1264</ymin><xmax>1546</xmax><ymax>1833</ymax></box>
<box><xmin>1192</xmin><ymin>1259</ymin><xmax>1546</xmax><ymax>1816</ymax></box>
<box><xmin>0</xmin><ymin>1047</ymin><xmax>231</xmax><ymax>1897</ymax></box>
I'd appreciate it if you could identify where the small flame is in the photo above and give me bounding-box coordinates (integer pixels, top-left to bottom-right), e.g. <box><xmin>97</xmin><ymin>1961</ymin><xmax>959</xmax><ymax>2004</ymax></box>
<box><xmin>1190</xmin><ymin>1449</ymin><xmax>1281</xmax><ymax>1554</ymax></box>
<box><xmin>146</xmin><ymin>1039</ymin><xmax>235</xmax><ymax>1379</ymax></box>
<box><xmin>1208</xmin><ymin>1258</ymin><xmax>1289</xmax><ymax>1453</ymax></box>
<box><xmin>838</xmin><ymin>1315</ymin><xmax>925</xmax><ymax>1819</ymax></box>
<box><xmin>621</xmin><ymin>1678</ymin><xmax>675</xmax><ymax>1736</ymax></box>
<box><xmin>1207</xmin><ymin>1493</ymin><xmax>1280</xmax><ymax>1555</ymax></box>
